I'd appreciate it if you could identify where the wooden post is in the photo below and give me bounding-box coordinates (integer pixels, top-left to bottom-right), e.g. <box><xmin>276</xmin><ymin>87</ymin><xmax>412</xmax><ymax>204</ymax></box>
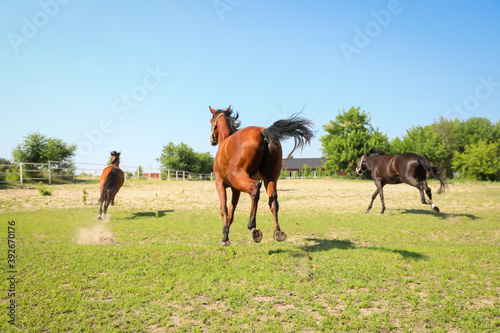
<box><xmin>48</xmin><ymin>161</ymin><xmax>52</xmax><ymax>185</ymax></box>
<box><xmin>20</xmin><ymin>163</ymin><xmax>23</xmax><ymax>185</ymax></box>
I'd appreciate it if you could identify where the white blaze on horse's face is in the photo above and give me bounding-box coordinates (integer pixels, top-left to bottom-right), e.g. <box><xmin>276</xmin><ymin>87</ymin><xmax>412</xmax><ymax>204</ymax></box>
<box><xmin>356</xmin><ymin>155</ymin><xmax>366</xmax><ymax>176</ymax></box>
<box><xmin>210</xmin><ymin>112</ymin><xmax>224</xmax><ymax>146</ymax></box>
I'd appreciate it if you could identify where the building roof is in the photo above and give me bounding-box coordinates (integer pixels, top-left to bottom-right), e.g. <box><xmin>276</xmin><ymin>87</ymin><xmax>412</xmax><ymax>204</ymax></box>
<box><xmin>282</xmin><ymin>157</ymin><xmax>327</xmax><ymax>170</ymax></box>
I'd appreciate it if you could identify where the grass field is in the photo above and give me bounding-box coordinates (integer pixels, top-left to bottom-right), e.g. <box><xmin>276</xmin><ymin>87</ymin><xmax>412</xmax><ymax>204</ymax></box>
<box><xmin>1</xmin><ymin>179</ymin><xmax>499</xmax><ymax>332</ymax></box>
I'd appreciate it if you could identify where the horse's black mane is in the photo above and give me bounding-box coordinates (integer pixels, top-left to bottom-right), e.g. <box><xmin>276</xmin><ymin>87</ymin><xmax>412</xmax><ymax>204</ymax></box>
<box><xmin>365</xmin><ymin>148</ymin><xmax>387</xmax><ymax>157</ymax></box>
<box><xmin>217</xmin><ymin>108</ymin><xmax>241</xmax><ymax>135</ymax></box>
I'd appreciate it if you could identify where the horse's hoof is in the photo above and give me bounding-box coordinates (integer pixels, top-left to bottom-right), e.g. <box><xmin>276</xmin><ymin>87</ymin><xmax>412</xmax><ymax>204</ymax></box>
<box><xmin>433</xmin><ymin>206</ymin><xmax>440</xmax><ymax>213</ymax></box>
<box><xmin>251</xmin><ymin>228</ymin><xmax>263</xmax><ymax>243</ymax></box>
<box><xmin>273</xmin><ymin>230</ymin><xmax>287</xmax><ymax>242</ymax></box>
<box><xmin>97</xmin><ymin>216</ymin><xmax>102</xmax><ymax>220</ymax></box>
<box><xmin>220</xmin><ymin>240</ymin><xmax>231</xmax><ymax>246</ymax></box>
<box><xmin>365</xmin><ymin>210</ymin><xmax>370</xmax><ymax>214</ymax></box>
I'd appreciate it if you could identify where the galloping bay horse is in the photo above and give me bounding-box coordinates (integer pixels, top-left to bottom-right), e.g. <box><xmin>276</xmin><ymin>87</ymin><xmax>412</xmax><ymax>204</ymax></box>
<box><xmin>356</xmin><ymin>148</ymin><xmax>447</xmax><ymax>214</ymax></box>
<box><xmin>210</xmin><ymin>106</ymin><xmax>314</xmax><ymax>246</ymax></box>
<box><xmin>98</xmin><ymin>151</ymin><xmax>124</xmax><ymax>220</ymax></box>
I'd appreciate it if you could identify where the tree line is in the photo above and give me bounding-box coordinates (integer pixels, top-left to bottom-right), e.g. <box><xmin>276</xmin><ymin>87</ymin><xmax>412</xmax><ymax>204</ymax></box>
<box><xmin>320</xmin><ymin>107</ymin><xmax>500</xmax><ymax>181</ymax></box>
<box><xmin>4</xmin><ymin>108</ymin><xmax>500</xmax><ymax>183</ymax></box>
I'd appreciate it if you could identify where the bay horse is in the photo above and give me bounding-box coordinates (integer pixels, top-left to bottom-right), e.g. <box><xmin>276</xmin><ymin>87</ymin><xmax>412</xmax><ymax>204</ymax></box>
<box><xmin>356</xmin><ymin>148</ymin><xmax>447</xmax><ymax>214</ymax></box>
<box><xmin>97</xmin><ymin>151</ymin><xmax>124</xmax><ymax>220</ymax></box>
<box><xmin>210</xmin><ymin>105</ymin><xmax>314</xmax><ymax>246</ymax></box>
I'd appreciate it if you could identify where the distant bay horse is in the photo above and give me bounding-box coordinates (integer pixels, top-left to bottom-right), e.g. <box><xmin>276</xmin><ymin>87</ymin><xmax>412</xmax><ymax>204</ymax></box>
<box><xmin>356</xmin><ymin>149</ymin><xmax>447</xmax><ymax>214</ymax></box>
<box><xmin>98</xmin><ymin>151</ymin><xmax>124</xmax><ymax>220</ymax></box>
<box><xmin>210</xmin><ymin>105</ymin><xmax>314</xmax><ymax>246</ymax></box>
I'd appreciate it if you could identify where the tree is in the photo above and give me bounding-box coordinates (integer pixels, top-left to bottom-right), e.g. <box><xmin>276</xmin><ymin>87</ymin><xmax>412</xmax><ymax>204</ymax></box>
<box><xmin>320</xmin><ymin>107</ymin><xmax>388</xmax><ymax>175</ymax></box>
<box><xmin>11</xmin><ymin>132</ymin><xmax>76</xmax><ymax>172</ymax></box>
<box><xmin>452</xmin><ymin>141</ymin><xmax>500</xmax><ymax>181</ymax></box>
<box><xmin>428</xmin><ymin>117</ymin><xmax>460</xmax><ymax>177</ymax></box>
<box><xmin>451</xmin><ymin>117</ymin><xmax>497</xmax><ymax>153</ymax></box>
<box><xmin>157</xmin><ymin>142</ymin><xmax>214</xmax><ymax>174</ymax></box>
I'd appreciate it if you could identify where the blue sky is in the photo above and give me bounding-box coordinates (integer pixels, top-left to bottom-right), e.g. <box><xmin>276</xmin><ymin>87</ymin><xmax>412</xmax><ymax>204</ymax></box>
<box><xmin>1</xmin><ymin>0</ymin><xmax>499</xmax><ymax>169</ymax></box>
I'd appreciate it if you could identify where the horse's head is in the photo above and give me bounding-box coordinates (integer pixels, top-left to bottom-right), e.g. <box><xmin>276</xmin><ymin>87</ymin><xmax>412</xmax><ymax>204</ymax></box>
<box><xmin>209</xmin><ymin>105</ymin><xmax>235</xmax><ymax>146</ymax></box>
<box><xmin>110</xmin><ymin>151</ymin><xmax>121</xmax><ymax>164</ymax></box>
<box><xmin>355</xmin><ymin>155</ymin><xmax>367</xmax><ymax>176</ymax></box>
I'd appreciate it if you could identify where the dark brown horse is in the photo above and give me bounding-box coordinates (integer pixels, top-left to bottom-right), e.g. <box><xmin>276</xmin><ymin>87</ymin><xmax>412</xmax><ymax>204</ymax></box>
<box><xmin>356</xmin><ymin>148</ymin><xmax>447</xmax><ymax>214</ymax></box>
<box><xmin>210</xmin><ymin>105</ymin><xmax>314</xmax><ymax>246</ymax></box>
<box><xmin>98</xmin><ymin>151</ymin><xmax>124</xmax><ymax>220</ymax></box>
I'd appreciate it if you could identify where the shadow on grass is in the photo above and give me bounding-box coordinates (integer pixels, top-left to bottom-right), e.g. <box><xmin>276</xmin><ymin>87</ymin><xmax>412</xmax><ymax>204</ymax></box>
<box><xmin>301</xmin><ymin>238</ymin><xmax>428</xmax><ymax>260</ymax></box>
<box><xmin>124</xmin><ymin>210</ymin><xmax>174</xmax><ymax>219</ymax></box>
<box><xmin>397</xmin><ymin>209</ymin><xmax>478</xmax><ymax>220</ymax></box>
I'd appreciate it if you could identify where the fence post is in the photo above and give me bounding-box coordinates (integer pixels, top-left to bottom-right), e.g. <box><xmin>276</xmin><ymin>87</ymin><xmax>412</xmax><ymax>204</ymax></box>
<box><xmin>48</xmin><ymin>161</ymin><xmax>51</xmax><ymax>185</ymax></box>
<box><xmin>168</xmin><ymin>170</ymin><xmax>170</xmax><ymax>181</ymax></box>
<box><xmin>20</xmin><ymin>163</ymin><xmax>23</xmax><ymax>185</ymax></box>
<box><xmin>148</xmin><ymin>168</ymin><xmax>151</xmax><ymax>180</ymax></box>
<box><xmin>176</xmin><ymin>170</ymin><xmax>178</xmax><ymax>181</ymax></box>
<box><xmin>92</xmin><ymin>165</ymin><xmax>95</xmax><ymax>180</ymax></box>
<box><xmin>159</xmin><ymin>170</ymin><xmax>161</xmax><ymax>181</ymax></box>
<box><xmin>183</xmin><ymin>171</ymin><xmax>186</xmax><ymax>181</ymax></box>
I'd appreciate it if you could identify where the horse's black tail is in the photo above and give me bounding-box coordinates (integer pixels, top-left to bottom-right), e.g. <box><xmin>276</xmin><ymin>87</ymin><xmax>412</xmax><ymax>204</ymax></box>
<box><xmin>262</xmin><ymin>114</ymin><xmax>314</xmax><ymax>159</ymax></box>
<box><xmin>100</xmin><ymin>167</ymin><xmax>120</xmax><ymax>205</ymax></box>
<box><xmin>417</xmin><ymin>155</ymin><xmax>447</xmax><ymax>194</ymax></box>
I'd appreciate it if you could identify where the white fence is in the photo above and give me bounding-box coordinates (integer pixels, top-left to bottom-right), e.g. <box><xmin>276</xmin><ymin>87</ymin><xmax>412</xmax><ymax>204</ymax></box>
<box><xmin>0</xmin><ymin>161</ymin><xmax>213</xmax><ymax>185</ymax></box>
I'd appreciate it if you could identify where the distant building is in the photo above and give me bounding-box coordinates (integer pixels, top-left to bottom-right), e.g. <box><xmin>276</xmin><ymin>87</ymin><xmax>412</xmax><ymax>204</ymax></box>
<box><xmin>281</xmin><ymin>157</ymin><xmax>329</xmax><ymax>178</ymax></box>
<box><xmin>282</xmin><ymin>158</ymin><xmax>326</xmax><ymax>171</ymax></box>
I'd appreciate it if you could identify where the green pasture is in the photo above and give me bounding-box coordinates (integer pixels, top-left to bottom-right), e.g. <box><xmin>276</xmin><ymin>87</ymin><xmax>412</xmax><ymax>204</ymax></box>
<box><xmin>1</xmin><ymin>179</ymin><xmax>499</xmax><ymax>332</ymax></box>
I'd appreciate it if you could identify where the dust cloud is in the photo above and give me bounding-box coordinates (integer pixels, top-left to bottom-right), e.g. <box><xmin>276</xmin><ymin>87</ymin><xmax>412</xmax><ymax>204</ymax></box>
<box><xmin>76</xmin><ymin>224</ymin><xmax>115</xmax><ymax>245</ymax></box>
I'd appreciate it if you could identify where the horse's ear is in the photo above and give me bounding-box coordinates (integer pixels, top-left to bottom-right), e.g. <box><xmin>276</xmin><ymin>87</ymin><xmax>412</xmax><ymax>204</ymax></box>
<box><xmin>209</xmin><ymin>106</ymin><xmax>217</xmax><ymax>114</ymax></box>
<box><xmin>225</xmin><ymin>105</ymin><xmax>231</xmax><ymax>112</ymax></box>
<box><xmin>118</xmin><ymin>151</ymin><xmax>121</xmax><ymax>156</ymax></box>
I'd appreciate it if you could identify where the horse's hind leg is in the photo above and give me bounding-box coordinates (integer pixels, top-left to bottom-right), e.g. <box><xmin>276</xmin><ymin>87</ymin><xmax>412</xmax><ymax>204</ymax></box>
<box><xmin>229</xmin><ymin>176</ymin><xmax>263</xmax><ymax>243</ymax></box>
<box><xmin>248</xmin><ymin>181</ymin><xmax>263</xmax><ymax>243</ymax></box>
<box><xmin>423</xmin><ymin>181</ymin><xmax>440</xmax><ymax>213</ymax></box>
<box><xmin>97</xmin><ymin>201</ymin><xmax>104</xmax><ymax>220</ymax></box>
<box><xmin>265</xmin><ymin>180</ymin><xmax>286</xmax><ymax>242</ymax></box>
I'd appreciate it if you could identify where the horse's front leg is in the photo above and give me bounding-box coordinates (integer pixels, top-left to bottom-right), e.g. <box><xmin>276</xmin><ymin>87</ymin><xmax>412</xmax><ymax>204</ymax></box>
<box><xmin>215</xmin><ymin>179</ymin><xmax>230</xmax><ymax>246</ymax></box>
<box><xmin>378</xmin><ymin>183</ymin><xmax>386</xmax><ymax>214</ymax></box>
<box><xmin>227</xmin><ymin>188</ymin><xmax>240</xmax><ymax>230</ymax></box>
<box><xmin>366</xmin><ymin>189</ymin><xmax>379</xmax><ymax>213</ymax></box>
<box><xmin>266</xmin><ymin>180</ymin><xmax>286</xmax><ymax>242</ymax></box>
